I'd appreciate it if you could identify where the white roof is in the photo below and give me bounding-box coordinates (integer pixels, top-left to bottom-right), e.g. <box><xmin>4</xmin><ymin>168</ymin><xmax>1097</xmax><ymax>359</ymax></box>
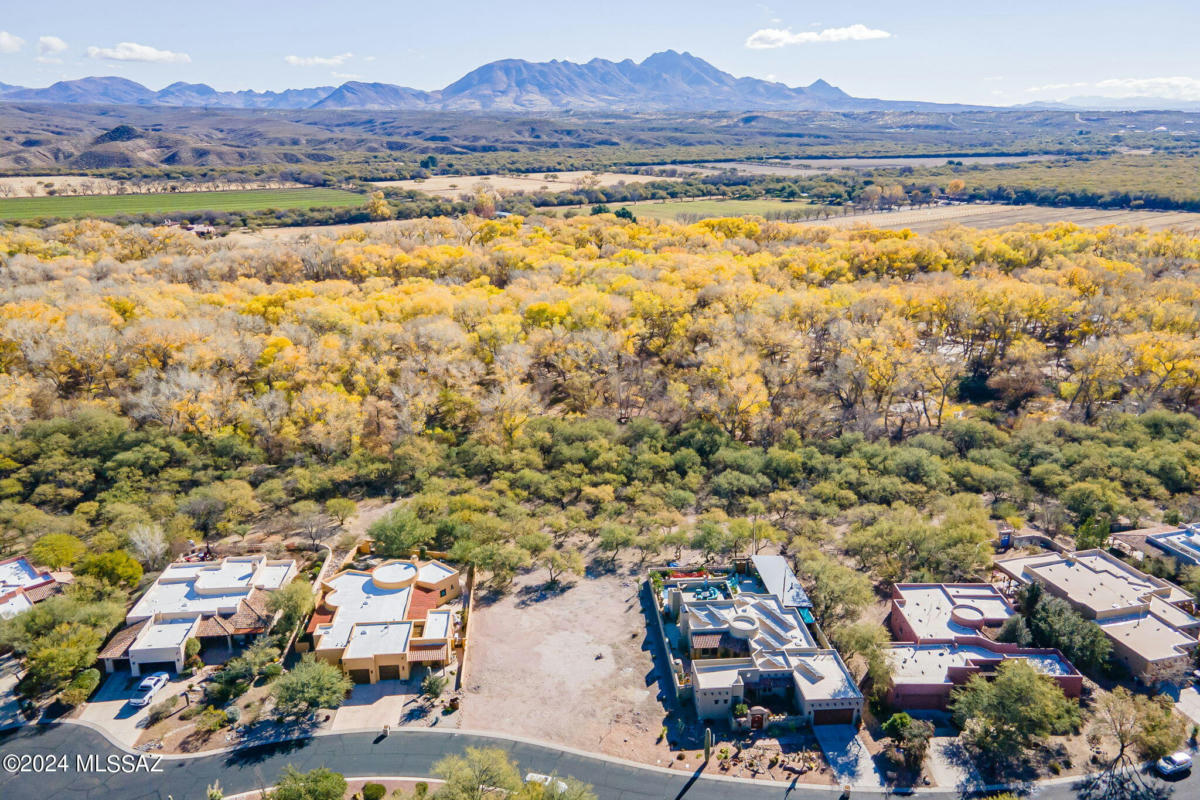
<box><xmin>693</xmin><ymin>659</ymin><xmax>751</xmax><ymax>690</ymax></box>
<box><xmin>893</xmin><ymin>583</ymin><xmax>1014</xmax><ymax>640</ymax></box>
<box><xmin>314</xmin><ymin>571</ymin><xmax>412</xmax><ymax>651</ymax></box>
<box><xmin>343</xmin><ymin>621</ymin><xmax>413</xmax><ymax>659</ymax></box>
<box><xmin>684</xmin><ymin>594</ymin><xmax>816</xmax><ymax>650</ymax></box>
<box><xmin>374</xmin><ymin>562</ymin><xmax>418</xmax><ymax>584</ymax></box>
<box><xmin>1148</xmin><ymin>526</ymin><xmax>1200</xmax><ymax>566</ymax></box>
<box><xmin>888</xmin><ymin>641</ymin><xmax>1074</xmax><ymax>683</ymax></box>
<box><xmin>128</xmin><ymin>555</ymin><xmax>295</xmax><ymax>622</ymax></box>
<box><xmin>131</xmin><ymin>618</ymin><xmax>197</xmax><ymax>652</ymax></box>
<box><xmin>0</xmin><ymin>557</ymin><xmax>49</xmax><ymax>593</ymax></box>
<box><xmin>691</xmin><ymin>649</ymin><xmax>861</xmax><ymax>703</ymax></box>
<box><xmin>750</xmin><ymin>555</ymin><xmax>812</xmax><ymax>609</ymax></box>
<box><xmin>0</xmin><ymin>592</ymin><xmax>33</xmax><ymax>619</ymax></box>
<box><xmin>417</xmin><ymin>561</ymin><xmax>456</xmax><ymax>585</ymax></box>
<box><xmin>787</xmin><ymin>651</ymin><xmax>862</xmax><ymax>702</ymax></box>
<box><xmin>421</xmin><ymin>609</ymin><xmax>453</xmax><ymax>640</ymax></box>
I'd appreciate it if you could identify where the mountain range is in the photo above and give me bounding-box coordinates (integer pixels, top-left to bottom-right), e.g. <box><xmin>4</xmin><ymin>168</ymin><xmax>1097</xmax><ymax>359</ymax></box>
<box><xmin>0</xmin><ymin>50</ymin><xmax>981</xmax><ymax>113</ymax></box>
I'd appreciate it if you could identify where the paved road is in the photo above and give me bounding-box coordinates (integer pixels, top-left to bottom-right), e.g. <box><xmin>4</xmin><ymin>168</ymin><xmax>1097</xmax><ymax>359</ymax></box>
<box><xmin>0</xmin><ymin>723</ymin><xmax>1194</xmax><ymax>800</ymax></box>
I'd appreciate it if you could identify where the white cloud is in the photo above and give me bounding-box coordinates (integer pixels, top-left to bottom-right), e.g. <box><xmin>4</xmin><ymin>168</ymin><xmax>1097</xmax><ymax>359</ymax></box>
<box><xmin>0</xmin><ymin>31</ymin><xmax>25</xmax><ymax>54</ymax></box>
<box><xmin>1094</xmin><ymin>76</ymin><xmax>1200</xmax><ymax>101</ymax></box>
<box><xmin>1025</xmin><ymin>81</ymin><xmax>1089</xmax><ymax>93</ymax></box>
<box><xmin>1024</xmin><ymin>76</ymin><xmax>1200</xmax><ymax>102</ymax></box>
<box><xmin>38</xmin><ymin>35</ymin><xmax>67</xmax><ymax>55</ymax></box>
<box><xmin>746</xmin><ymin>24</ymin><xmax>891</xmax><ymax>50</ymax></box>
<box><xmin>285</xmin><ymin>52</ymin><xmax>353</xmax><ymax>67</ymax></box>
<box><xmin>87</xmin><ymin>41</ymin><xmax>190</xmax><ymax>63</ymax></box>
<box><xmin>332</xmin><ymin>71</ymin><xmax>362</xmax><ymax>80</ymax></box>
<box><xmin>36</xmin><ymin>35</ymin><xmax>67</xmax><ymax>63</ymax></box>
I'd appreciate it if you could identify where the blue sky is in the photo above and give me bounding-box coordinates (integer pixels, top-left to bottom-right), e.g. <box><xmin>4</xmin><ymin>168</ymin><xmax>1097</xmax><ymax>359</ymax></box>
<box><xmin>1</xmin><ymin>1</ymin><xmax>1198</xmax><ymax>104</ymax></box>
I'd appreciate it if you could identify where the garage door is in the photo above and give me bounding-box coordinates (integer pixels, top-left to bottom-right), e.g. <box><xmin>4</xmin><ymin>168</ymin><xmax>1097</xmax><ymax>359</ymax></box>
<box><xmin>813</xmin><ymin>708</ymin><xmax>856</xmax><ymax>725</ymax></box>
<box><xmin>348</xmin><ymin>669</ymin><xmax>372</xmax><ymax>684</ymax></box>
<box><xmin>135</xmin><ymin>661</ymin><xmax>177</xmax><ymax>675</ymax></box>
<box><xmin>379</xmin><ymin>664</ymin><xmax>401</xmax><ymax>681</ymax></box>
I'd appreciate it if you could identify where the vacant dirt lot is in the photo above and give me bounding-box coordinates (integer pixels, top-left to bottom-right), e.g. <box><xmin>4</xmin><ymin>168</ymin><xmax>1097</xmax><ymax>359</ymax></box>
<box><xmin>374</xmin><ymin>171</ymin><xmax>679</xmax><ymax>199</ymax></box>
<box><xmin>794</xmin><ymin>203</ymin><xmax>1200</xmax><ymax>233</ymax></box>
<box><xmin>461</xmin><ymin>567</ymin><xmax>666</xmax><ymax>761</ymax></box>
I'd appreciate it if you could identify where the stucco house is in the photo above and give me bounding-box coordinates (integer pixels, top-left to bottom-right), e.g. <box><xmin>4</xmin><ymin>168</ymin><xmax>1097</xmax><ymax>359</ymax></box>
<box><xmin>99</xmin><ymin>554</ymin><xmax>297</xmax><ymax>676</ymax></box>
<box><xmin>0</xmin><ymin>555</ymin><xmax>60</xmax><ymax>619</ymax></box>
<box><xmin>663</xmin><ymin>561</ymin><xmax>864</xmax><ymax>726</ymax></box>
<box><xmin>996</xmin><ymin>549</ymin><xmax>1200</xmax><ymax>683</ymax></box>
<box><xmin>308</xmin><ymin>559</ymin><xmax>462</xmax><ymax>684</ymax></box>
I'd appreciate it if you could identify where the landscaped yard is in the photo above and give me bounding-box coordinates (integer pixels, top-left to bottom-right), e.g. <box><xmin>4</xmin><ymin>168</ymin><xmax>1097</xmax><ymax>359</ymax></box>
<box><xmin>0</xmin><ymin>187</ymin><xmax>365</xmax><ymax>220</ymax></box>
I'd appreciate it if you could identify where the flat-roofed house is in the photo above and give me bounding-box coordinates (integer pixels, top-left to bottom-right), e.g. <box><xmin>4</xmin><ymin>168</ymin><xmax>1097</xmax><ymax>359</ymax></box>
<box><xmin>676</xmin><ymin>591</ymin><xmax>863</xmax><ymax>725</ymax></box>
<box><xmin>0</xmin><ymin>556</ymin><xmax>60</xmax><ymax>619</ymax></box>
<box><xmin>996</xmin><ymin>549</ymin><xmax>1200</xmax><ymax>682</ymax></box>
<box><xmin>99</xmin><ymin>554</ymin><xmax>297</xmax><ymax>676</ymax></box>
<box><xmin>1147</xmin><ymin>524</ymin><xmax>1200</xmax><ymax>567</ymax></box>
<box><xmin>886</xmin><ymin>636</ymin><xmax>1083</xmax><ymax>709</ymax></box>
<box><xmin>310</xmin><ymin>559</ymin><xmax>461</xmax><ymax>684</ymax></box>
<box><xmin>889</xmin><ymin>583</ymin><xmax>1016</xmax><ymax>642</ymax></box>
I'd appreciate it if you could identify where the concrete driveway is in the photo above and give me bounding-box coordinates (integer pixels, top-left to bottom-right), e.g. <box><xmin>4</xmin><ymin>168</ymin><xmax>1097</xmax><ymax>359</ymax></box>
<box><xmin>0</xmin><ymin>655</ymin><xmax>25</xmax><ymax>731</ymax></box>
<box><xmin>77</xmin><ymin>671</ymin><xmax>194</xmax><ymax>746</ymax></box>
<box><xmin>332</xmin><ymin>679</ymin><xmax>424</xmax><ymax>732</ymax></box>
<box><xmin>813</xmin><ymin>724</ymin><xmax>886</xmax><ymax>789</ymax></box>
<box><xmin>926</xmin><ymin>736</ymin><xmax>983</xmax><ymax>790</ymax></box>
<box><xmin>1169</xmin><ymin>684</ymin><xmax>1200</xmax><ymax>726</ymax></box>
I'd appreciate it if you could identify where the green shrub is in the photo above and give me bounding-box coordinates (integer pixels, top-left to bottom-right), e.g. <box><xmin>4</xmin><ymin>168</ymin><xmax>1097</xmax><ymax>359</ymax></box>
<box><xmin>195</xmin><ymin>706</ymin><xmax>228</xmax><ymax>733</ymax></box>
<box><xmin>180</xmin><ymin>704</ymin><xmax>202</xmax><ymax>720</ymax></box>
<box><xmin>146</xmin><ymin>695</ymin><xmax>180</xmax><ymax>726</ymax></box>
<box><xmin>362</xmin><ymin>783</ymin><xmax>386</xmax><ymax>800</ymax></box>
<box><xmin>422</xmin><ymin>672</ymin><xmax>448</xmax><ymax>699</ymax></box>
<box><xmin>59</xmin><ymin>668</ymin><xmax>101</xmax><ymax>706</ymax></box>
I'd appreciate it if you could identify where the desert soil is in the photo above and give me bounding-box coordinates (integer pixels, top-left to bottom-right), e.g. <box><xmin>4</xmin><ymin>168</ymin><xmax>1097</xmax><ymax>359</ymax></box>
<box><xmin>373</xmin><ymin>171</ymin><xmax>680</xmax><ymax>199</ymax></box>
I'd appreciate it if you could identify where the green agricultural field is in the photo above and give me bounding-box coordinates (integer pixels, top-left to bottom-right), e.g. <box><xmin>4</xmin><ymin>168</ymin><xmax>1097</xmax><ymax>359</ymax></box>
<box><xmin>588</xmin><ymin>198</ymin><xmax>826</xmax><ymax>222</ymax></box>
<box><xmin>0</xmin><ymin>188</ymin><xmax>365</xmax><ymax>221</ymax></box>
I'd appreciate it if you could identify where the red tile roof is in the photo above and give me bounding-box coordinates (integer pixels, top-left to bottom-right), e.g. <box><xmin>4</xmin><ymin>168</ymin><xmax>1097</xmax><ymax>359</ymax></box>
<box><xmin>407</xmin><ymin>643</ymin><xmax>449</xmax><ymax>662</ymax></box>
<box><xmin>406</xmin><ymin>586</ymin><xmax>440</xmax><ymax>621</ymax></box>
<box><xmin>21</xmin><ymin>581</ymin><xmax>58</xmax><ymax>603</ymax></box>
<box><xmin>98</xmin><ymin>620</ymin><xmax>147</xmax><ymax>660</ymax></box>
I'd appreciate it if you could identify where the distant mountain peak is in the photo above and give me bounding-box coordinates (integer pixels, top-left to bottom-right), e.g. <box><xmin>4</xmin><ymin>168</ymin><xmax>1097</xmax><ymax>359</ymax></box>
<box><xmin>0</xmin><ymin>52</ymin><xmax>980</xmax><ymax>113</ymax></box>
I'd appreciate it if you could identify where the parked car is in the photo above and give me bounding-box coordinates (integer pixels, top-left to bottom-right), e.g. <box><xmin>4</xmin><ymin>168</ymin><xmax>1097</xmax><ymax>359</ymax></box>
<box><xmin>1155</xmin><ymin>751</ymin><xmax>1192</xmax><ymax>777</ymax></box>
<box><xmin>524</xmin><ymin>773</ymin><xmax>568</xmax><ymax>794</ymax></box>
<box><xmin>129</xmin><ymin>672</ymin><xmax>170</xmax><ymax>707</ymax></box>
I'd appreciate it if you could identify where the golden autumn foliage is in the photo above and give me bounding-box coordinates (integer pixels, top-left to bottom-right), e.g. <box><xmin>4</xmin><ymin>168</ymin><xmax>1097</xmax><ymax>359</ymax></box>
<box><xmin>2</xmin><ymin>215</ymin><xmax>1197</xmax><ymax>454</ymax></box>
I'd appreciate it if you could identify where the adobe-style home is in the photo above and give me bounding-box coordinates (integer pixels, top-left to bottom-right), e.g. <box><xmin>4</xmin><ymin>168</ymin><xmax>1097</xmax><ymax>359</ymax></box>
<box><xmin>308</xmin><ymin>559</ymin><xmax>462</xmax><ymax>684</ymax></box>
<box><xmin>655</xmin><ymin>556</ymin><xmax>864</xmax><ymax>727</ymax></box>
<box><xmin>996</xmin><ymin>549</ymin><xmax>1200</xmax><ymax>683</ymax></box>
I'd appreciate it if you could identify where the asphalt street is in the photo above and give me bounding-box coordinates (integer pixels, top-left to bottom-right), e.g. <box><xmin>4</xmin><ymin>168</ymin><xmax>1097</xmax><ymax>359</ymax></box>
<box><xmin>0</xmin><ymin>723</ymin><xmax>1193</xmax><ymax>800</ymax></box>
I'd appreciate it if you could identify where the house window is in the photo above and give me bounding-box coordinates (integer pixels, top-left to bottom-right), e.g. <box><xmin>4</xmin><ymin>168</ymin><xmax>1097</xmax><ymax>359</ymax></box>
<box><xmin>440</xmin><ymin>589</ymin><xmax>447</xmax><ymax>597</ymax></box>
